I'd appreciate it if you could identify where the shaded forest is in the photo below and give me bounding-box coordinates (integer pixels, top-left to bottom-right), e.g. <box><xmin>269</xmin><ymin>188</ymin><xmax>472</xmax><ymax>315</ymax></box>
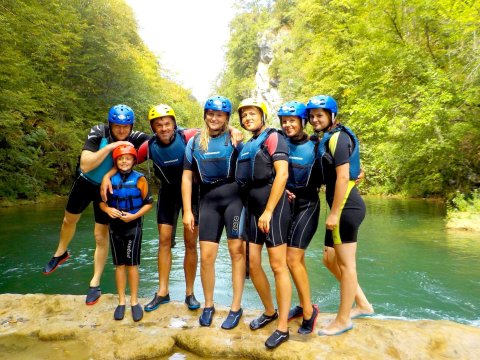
<box><xmin>0</xmin><ymin>0</ymin><xmax>202</xmax><ymax>200</ymax></box>
<box><xmin>217</xmin><ymin>0</ymin><xmax>480</xmax><ymax>201</ymax></box>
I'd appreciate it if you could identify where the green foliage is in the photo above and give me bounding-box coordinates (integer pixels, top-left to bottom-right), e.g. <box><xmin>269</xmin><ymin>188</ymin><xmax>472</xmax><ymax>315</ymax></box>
<box><xmin>221</xmin><ymin>0</ymin><xmax>480</xmax><ymax>199</ymax></box>
<box><xmin>448</xmin><ymin>189</ymin><xmax>480</xmax><ymax>213</ymax></box>
<box><xmin>0</xmin><ymin>0</ymin><xmax>202</xmax><ymax>200</ymax></box>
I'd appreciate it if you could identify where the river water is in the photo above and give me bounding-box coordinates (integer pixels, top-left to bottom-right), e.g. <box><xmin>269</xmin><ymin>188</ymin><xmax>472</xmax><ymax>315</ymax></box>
<box><xmin>0</xmin><ymin>196</ymin><xmax>478</xmax><ymax>327</ymax></box>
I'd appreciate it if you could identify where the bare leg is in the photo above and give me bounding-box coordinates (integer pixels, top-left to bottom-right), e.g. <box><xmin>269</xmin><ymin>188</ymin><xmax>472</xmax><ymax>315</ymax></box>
<box><xmin>287</xmin><ymin>247</ymin><xmax>313</xmax><ymax>319</ymax></box>
<box><xmin>157</xmin><ymin>224</ymin><xmax>172</xmax><ymax>296</ymax></box>
<box><xmin>53</xmin><ymin>211</ymin><xmax>81</xmax><ymax>256</ymax></box>
<box><xmin>90</xmin><ymin>223</ymin><xmax>109</xmax><ymax>287</ymax></box>
<box><xmin>321</xmin><ymin>243</ymin><xmax>357</xmax><ymax>334</ymax></box>
<box><xmin>200</xmin><ymin>241</ymin><xmax>219</xmax><ymax>308</ymax></box>
<box><xmin>184</xmin><ymin>226</ymin><xmax>199</xmax><ymax>296</ymax></box>
<box><xmin>267</xmin><ymin>244</ymin><xmax>291</xmax><ymax>332</ymax></box>
<box><xmin>127</xmin><ymin>265</ymin><xmax>139</xmax><ymax>306</ymax></box>
<box><xmin>249</xmin><ymin>243</ymin><xmax>275</xmax><ymax>316</ymax></box>
<box><xmin>115</xmin><ymin>265</ymin><xmax>126</xmax><ymax>305</ymax></box>
<box><xmin>228</xmin><ymin>239</ymin><xmax>245</xmax><ymax>311</ymax></box>
<box><xmin>323</xmin><ymin>247</ymin><xmax>373</xmax><ymax>316</ymax></box>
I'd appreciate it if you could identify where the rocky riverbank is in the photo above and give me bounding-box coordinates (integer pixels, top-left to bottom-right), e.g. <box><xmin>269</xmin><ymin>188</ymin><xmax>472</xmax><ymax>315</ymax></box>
<box><xmin>1</xmin><ymin>294</ymin><xmax>479</xmax><ymax>360</ymax></box>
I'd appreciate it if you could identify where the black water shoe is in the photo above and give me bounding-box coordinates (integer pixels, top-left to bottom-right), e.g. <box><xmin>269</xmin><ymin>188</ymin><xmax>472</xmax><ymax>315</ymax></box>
<box><xmin>132</xmin><ymin>304</ymin><xmax>143</xmax><ymax>322</ymax></box>
<box><xmin>288</xmin><ymin>305</ymin><xmax>303</xmax><ymax>321</ymax></box>
<box><xmin>221</xmin><ymin>308</ymin><xmax>243</xmax><ymax>330</ymax></box>
<box><xmin>249</xmin><ymin>310</ymin><xmax>278</xmax><ymax>330</ymax></box>
<box><xmin>185</xmin><ymin>294</ymin><xmax>200</xmax><ymax>310</ymax></box>
<box><xmin>86</xmin><ymin>286</ymin><xmax>101</xmax><ymax>305</ymax></box>
<box><xmin>114</xmin><ymin>305</ymin><xmax>125</xmax><ymax>320</ymax></box>
<box><xmin>298</xmin><ymin>304</ymin><xmax>319</xmax><ymax>334</ymax></box>
<box><xmin>144</xmin><ymin>293</ymin><xmax>170</xmax><ymax>312</ymax></box>
<box><xmin>265</xmin><ymin>329</ymin><xmax>289</xmax><ymax>349</ymax></box>
<box><xmin>42</xmin><ymin>251</ymin><xmax>70</xmax><ymax>275</ymax></box>
<box><xmin>199</xmin><ymin>307</ymin><xmax>215</xmax><ymax>327</ymax></box>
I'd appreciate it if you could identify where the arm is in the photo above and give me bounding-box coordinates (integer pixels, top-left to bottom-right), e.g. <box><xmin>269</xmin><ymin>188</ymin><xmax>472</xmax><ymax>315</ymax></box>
<box><xmin>100</xmin><ymin>167</ymin><xmax>118</xmax><ymax>202</ymax></box>
<box><xmin>258</xmin><ymin>159</ymin><xmax>288</xmax><ymax>234</ymax></box>
<box><xmin>228</xmin><ymin>125</ymin><xmax>243</xmax><ymax>147</ymax></box>
<box><xmin>181</xmin><ymin>169</ymin><xmax>195</xmax><ymax>232</ymax></box>
<box><xmin>119</xmin><ymin>177</ymin><xmax>153</xmax><ymax>222</ymax></box>
<box><xmin>136</xmin><ymin>140</ymin><xmax>149</xmax><ymax>164</ymax></box>
<box><xmin>99</xmin><ymin>200</ymin><xmax>123</xmax><ymax>219</ymax></box>
<box><xmin>80</xmin><ymin>140</ymin><xmax>132</xmax><ymax>173</ymax></box>
<box><xmin>325</xmin><ymin>163</ymin><xmax>350</xmax><ymax>230</ymax></box>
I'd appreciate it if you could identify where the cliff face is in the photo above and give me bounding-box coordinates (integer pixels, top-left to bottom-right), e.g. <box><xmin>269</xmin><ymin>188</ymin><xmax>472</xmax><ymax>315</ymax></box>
<box><xmin>1</xmin><ymin>294</ymin><xmax>479</xmax><ymax>360</ymax></box>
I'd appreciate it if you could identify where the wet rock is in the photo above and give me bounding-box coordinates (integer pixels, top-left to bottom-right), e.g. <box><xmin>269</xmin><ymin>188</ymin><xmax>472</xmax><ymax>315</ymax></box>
<box><xmin>0</xmin><ymin>294</ymin><xmax>479</xmax><ymax>359</ymax></box>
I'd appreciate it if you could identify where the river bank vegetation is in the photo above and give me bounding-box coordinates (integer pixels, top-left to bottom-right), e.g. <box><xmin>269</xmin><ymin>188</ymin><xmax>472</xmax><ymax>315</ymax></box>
<box><xmin>1</xmin><ymin>0</ymin><xmax>479</xmax><ymax>219</ymax></box>
<box><xmin>217</xmin><ymin>0</ymin><xmax>480</xmax><ymax>215</ymax></box>
<box><xmin>0</xmin><ymin>0</ymin><xmax>202</xmax><ymax>200</ymax></box>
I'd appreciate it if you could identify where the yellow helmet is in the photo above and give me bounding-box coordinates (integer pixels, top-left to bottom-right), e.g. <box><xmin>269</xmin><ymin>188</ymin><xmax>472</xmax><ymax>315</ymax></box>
<box><xmin>148</xmin><ymin>104</ymin><xmax>176</xmax><ymax>124</ymax></box>
<box><xmin>237</xmin><ymin>98</ymin><xmax>268</xmax><ymax>125</ymax></box>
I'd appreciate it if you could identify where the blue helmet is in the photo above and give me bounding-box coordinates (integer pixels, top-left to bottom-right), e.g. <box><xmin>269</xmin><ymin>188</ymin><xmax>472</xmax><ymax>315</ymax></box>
<box><xmin>277</xmin><ymin>101</ymin><xmax>307</xmax><ymax>127</ymax></box>
<box><xmin>108</xmin><ymin>104</ymin><xmax>135</xmax><ymax>125</ymax></box>
<box><xmin>204</xmin><ymin>96</ymin><xmax>232</xmax><ymax>116</ymax></box>
<box><xmin>306</xmin><ymin>95</ymin><xmax>338</xmax><ymax>124</ymax></box>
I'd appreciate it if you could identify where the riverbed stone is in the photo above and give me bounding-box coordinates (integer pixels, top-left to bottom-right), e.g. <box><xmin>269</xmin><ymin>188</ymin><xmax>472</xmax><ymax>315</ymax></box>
<box><xmin>0</xmin><ymin>294</ymin><xmax>479</xmax><ymax>359</ymax></box>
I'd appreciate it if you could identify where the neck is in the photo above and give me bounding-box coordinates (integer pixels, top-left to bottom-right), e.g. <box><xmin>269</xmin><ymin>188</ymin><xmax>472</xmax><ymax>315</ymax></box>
<box><xmin>252</xmin><ymin>125</ymin><xmax>266</xmax><ymax>137</ymax></box>
<box><xmin>291</xmin><ymin>131</ymin><xmax>306</xmax><ymax>141</ymax></box>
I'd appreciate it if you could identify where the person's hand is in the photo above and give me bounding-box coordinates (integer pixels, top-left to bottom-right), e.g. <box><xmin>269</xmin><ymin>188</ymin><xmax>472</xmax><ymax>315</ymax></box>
<box><xmin>355</xmin><ymin>169</ymin><xmax>365</xmax><ymax>186</ymax></box>
<box><xmin>119</xmin><ymin>212</ymin><xmax>135</xmax><ymax>223</ymax></box>
<box><xmin>229</xmin><ymin>127</ymin><xmax>244</xmax><ymax>146</ymax></box>
<box><xmin>100</xmin><ymin>176</ymin><xmax>113</xmax><ymax>202</ymax></box>
<box><xmin>258</xmin><ymin>210</ymin><xmax>272</xmax><ymax>234</ymax></box>
<box><xmin>325</xmin><ymin>213</ymin><xmax>339</xmax><ymax>231</ymax></box>
<box><xmin>111</xmin><ymin>140</ymin><xmax>134</xmax><ymax>148</ymax></box>
<box><xmin>105</xmin><ymin>207</ymin><xmax>122</xmax><ymax>219</ymax></box>
<box><xmin>286</xmin><ymin>189</ymin><xmax>296</xmax><ymax>203</ymax></box>
<box><xmin>182</xmin><ymin>210</ymin><xmax>195</xmax><ymax>233</ymax></box>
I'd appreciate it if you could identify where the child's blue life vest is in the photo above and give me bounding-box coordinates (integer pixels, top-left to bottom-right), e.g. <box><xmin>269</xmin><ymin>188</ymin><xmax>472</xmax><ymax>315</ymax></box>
<box><xmin>236</xmin><ymin>128</ymin><xmax>277</xmax><ymax>188</ymax></box>
<box><xmin>148</xmin><ymin>129</ymin><xmax>187</xmax><ymax>185</ymax></box>
<box><xmin>319</xmin><ymin>125</ymin><xmax>360</xmax><ymax>180</ymax></box>
<box><xmin>83</xmin><ymin>138</ymin><xmax>113</xmax><ymax>185</ymax></box>
<box><xmin>190</xmin><ymin>132</ymin><xmax>235</xmax><ymax>185</ymax></box>
<box><xmin>286</xmin><ymin>137</ymin><xmax>319</xmax><ymax>190</ymax></box>
<box><xmin>108</xmin><ymin>170</ymin><xmax>144</xmax><ymax>214</ymax></box>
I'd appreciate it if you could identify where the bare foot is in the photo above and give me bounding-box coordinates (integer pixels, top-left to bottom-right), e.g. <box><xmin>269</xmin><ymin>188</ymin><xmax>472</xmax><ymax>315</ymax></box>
<box><xmin>350</xmin><ymin>305</ymin><xmax>374</xmax><ymax>319</ymax></box>
<box><xmin>318</xmin><ymin>320</ymin><xmax>353</xmax><ymax>336</ymax></box>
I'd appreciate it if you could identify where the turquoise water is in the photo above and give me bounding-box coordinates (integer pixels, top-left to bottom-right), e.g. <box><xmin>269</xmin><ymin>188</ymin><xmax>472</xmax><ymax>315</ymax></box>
<box><xmin>0</xmin><ymin>196</ymin><xmax>479</xmax><ymax>327</ymax></box>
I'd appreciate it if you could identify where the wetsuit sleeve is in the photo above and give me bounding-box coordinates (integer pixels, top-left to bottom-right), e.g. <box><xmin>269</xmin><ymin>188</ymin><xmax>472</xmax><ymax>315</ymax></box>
<box><xmin>137</xmin><ymin>140</ymin><xmax>149</xmax><ymax>164</ymax></box>
<box><xmin>184</xmin><ymin>128</ymin><xmax>200</xmax><ymax>142</ymax></box>
<box><xmin>264</xmin><ymin>132</ymin><xmax>289</xmax><ymax>162</ymax></box>
<box><xmin>82</xmin><ymin>124</ymin><xmax>104</xmax><ymax>151</ymax></box>
<box><xmin>183</xmin><ymin>137</ymin><xmax>195</xmax><ymax>170</ymax></box>
<box><xmin>129</xmin><ymin>131</ymin><xmax>152</xmax><ymax>148</ymax></box>
<box><xmin>330</xmin><ymin>131</ymin><xmax>351</xmax><ymax>167</ymax></box>
<box><xmin>137</xmin><ymin>176</ymin><xmax>154</xmax><ymax>205</ymax></box>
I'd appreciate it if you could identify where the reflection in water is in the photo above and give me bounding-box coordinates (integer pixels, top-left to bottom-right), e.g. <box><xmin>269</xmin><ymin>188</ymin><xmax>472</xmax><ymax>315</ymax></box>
<box><xmin>0</xmin><ymin>196</ymin><xmax>479</xmax><ymax>328</ymax></box>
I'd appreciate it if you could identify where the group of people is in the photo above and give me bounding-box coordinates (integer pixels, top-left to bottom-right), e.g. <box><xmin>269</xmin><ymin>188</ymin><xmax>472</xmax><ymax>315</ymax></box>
<box><xmin>42</xmin><ymin>95</ymin><xmax>374</xmax><ymax>349</ymax></box>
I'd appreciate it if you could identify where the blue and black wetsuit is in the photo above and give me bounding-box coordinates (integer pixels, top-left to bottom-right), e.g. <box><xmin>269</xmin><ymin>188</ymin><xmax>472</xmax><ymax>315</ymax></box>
<box><xmin>107</xmin><ymin>170</ymin><xmax>154</xmax><ymax>266</ymax></box>
<box><xmin>67</xmin><ymin>124</ymin><xmax>150</xmax><ymax>225</ymax></box>
<box><xmin>236</xmin><ymin>128</ymin><xmax>291</xmax><ymax>248</ymax></box>
<box><xmin>286</xmin><ymin>134</ymin><xmax>322</xmax><ymax>250</ymax></box>
<box><xmin>184</xmin><ymin>132</ymin><xmax>243</xmax><ymax>243</ymax></box>
<box><xmin>320</xmin><ymin>126</ymin><xmax>365</xmax><ymax>247</ymax></box>
<box><xmin>147</xmin><ymin>129</ymin><xmax>199</xmax><ymax>229</ymax></box>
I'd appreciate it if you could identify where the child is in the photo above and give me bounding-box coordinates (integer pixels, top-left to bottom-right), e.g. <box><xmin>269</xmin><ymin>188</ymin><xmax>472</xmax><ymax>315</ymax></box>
<box><xmin>100</xmin><ymin>144</ymin><xmax>153</xmax><ymax>321</ymax></box>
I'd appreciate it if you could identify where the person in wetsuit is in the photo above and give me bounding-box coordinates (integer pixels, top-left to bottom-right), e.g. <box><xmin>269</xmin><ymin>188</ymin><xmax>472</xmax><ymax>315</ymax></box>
<box><xmin>42</xmin><ymin>105</ymin><xmax>150</xmax><ymax>306</ymax></box>
<box><xmin>278</xmin><ymin>101</ymin><xmax>321</xmax><ymax>335</ymax></box>
<box><xmin>236</xmin><ymin>98</ymin><xmax>292</xmax><ymax>349</ymax></box>
<box><xmin>99</xmin><ymin>145</ymin><xmax>153</xmax><ymax>322</ymax></box>
<box><xmin>307</xmin><ymin>95</ymin><xmax>374</xmax><ymax>336</ymax></box>
<box><xmin>182</xmin><ymin>96</ymin><xmax>245</xmax><ymax>330</ymax></box>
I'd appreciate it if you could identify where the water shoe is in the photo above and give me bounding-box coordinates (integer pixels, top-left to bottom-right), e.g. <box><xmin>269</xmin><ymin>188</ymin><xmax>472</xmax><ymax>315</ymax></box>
<box><xmin>185</xmin><ymin>294</ymin><xmax>200</xmax><ymax>310</ymax></box>
<box><xmin>114</xmin><ymin>305</ymin><xmax>125</xmax><ymax>320</ymax></box>
<box><xmin>249</xmin><ymin>310</ymin><xmax>278</xmax><ymax>330</ymax></box>
<box><xmin>144</xmin><ymin>293</ymin><xmax>170</xmax><ymax>312</ymax></box>
<box><xmin>265</xmin><ymin>329</ymin><xmax>289</xmax><ymax>349</ymax></box>
<box><xmin>132</xmin><ymin>304</ymin><xmax>143</xmax><ymax>322</ymax></box>
<box><xmin>221</xmin><ymin>308</ymin><xmax>243</xmax><ymax>330</ymax></box>
<box><xmin>86</xmin><ymin>286</ymin><xmax>101</xmax><ymax>305</ymax></box>
<box><xmin>199</xmin><ymin>307</ymin><xmax>215</xmax><ymax>327</ymax></box>
<box><xmin>42</xmin><ymin>251</ymin><xmax>70</xmax><ymax>275</ymax></box>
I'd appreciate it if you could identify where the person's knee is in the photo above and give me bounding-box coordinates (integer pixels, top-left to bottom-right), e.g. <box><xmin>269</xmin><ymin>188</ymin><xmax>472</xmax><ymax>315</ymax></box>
<box><xmin>228</xmin><ymin>242</ymin><xmax>244</xmax><ymax>262</ymax></box>
<box><xmin>201</xmin><ymin>250</ymin><xmax>216</xmax><ymax>266</ymax></box>
<box><xmin>269</xmin><ymin>257</ymin><xmax>288</xmax><ymax>276</ymax></box>
<box><xmin>184</xmin><ymin>238</ymin><xmax>197</xmax><ymax>253</ymax></box>
<box><xmin>63</xmin><ymin>212</ymin><xmax>80</xmax><ymax>226</ymax></box>
<box><xmin>94</xmin><ymin>225</ymin><xmax>108</xmax><ymax>245</ymax></box>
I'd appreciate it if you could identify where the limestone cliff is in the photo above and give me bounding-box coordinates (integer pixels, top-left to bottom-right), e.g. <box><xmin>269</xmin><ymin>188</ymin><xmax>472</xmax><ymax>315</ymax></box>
<box><xmin>1</xmin><ymin>294</ymin><xmax>479</xmax><ymax>360</ymax></box>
